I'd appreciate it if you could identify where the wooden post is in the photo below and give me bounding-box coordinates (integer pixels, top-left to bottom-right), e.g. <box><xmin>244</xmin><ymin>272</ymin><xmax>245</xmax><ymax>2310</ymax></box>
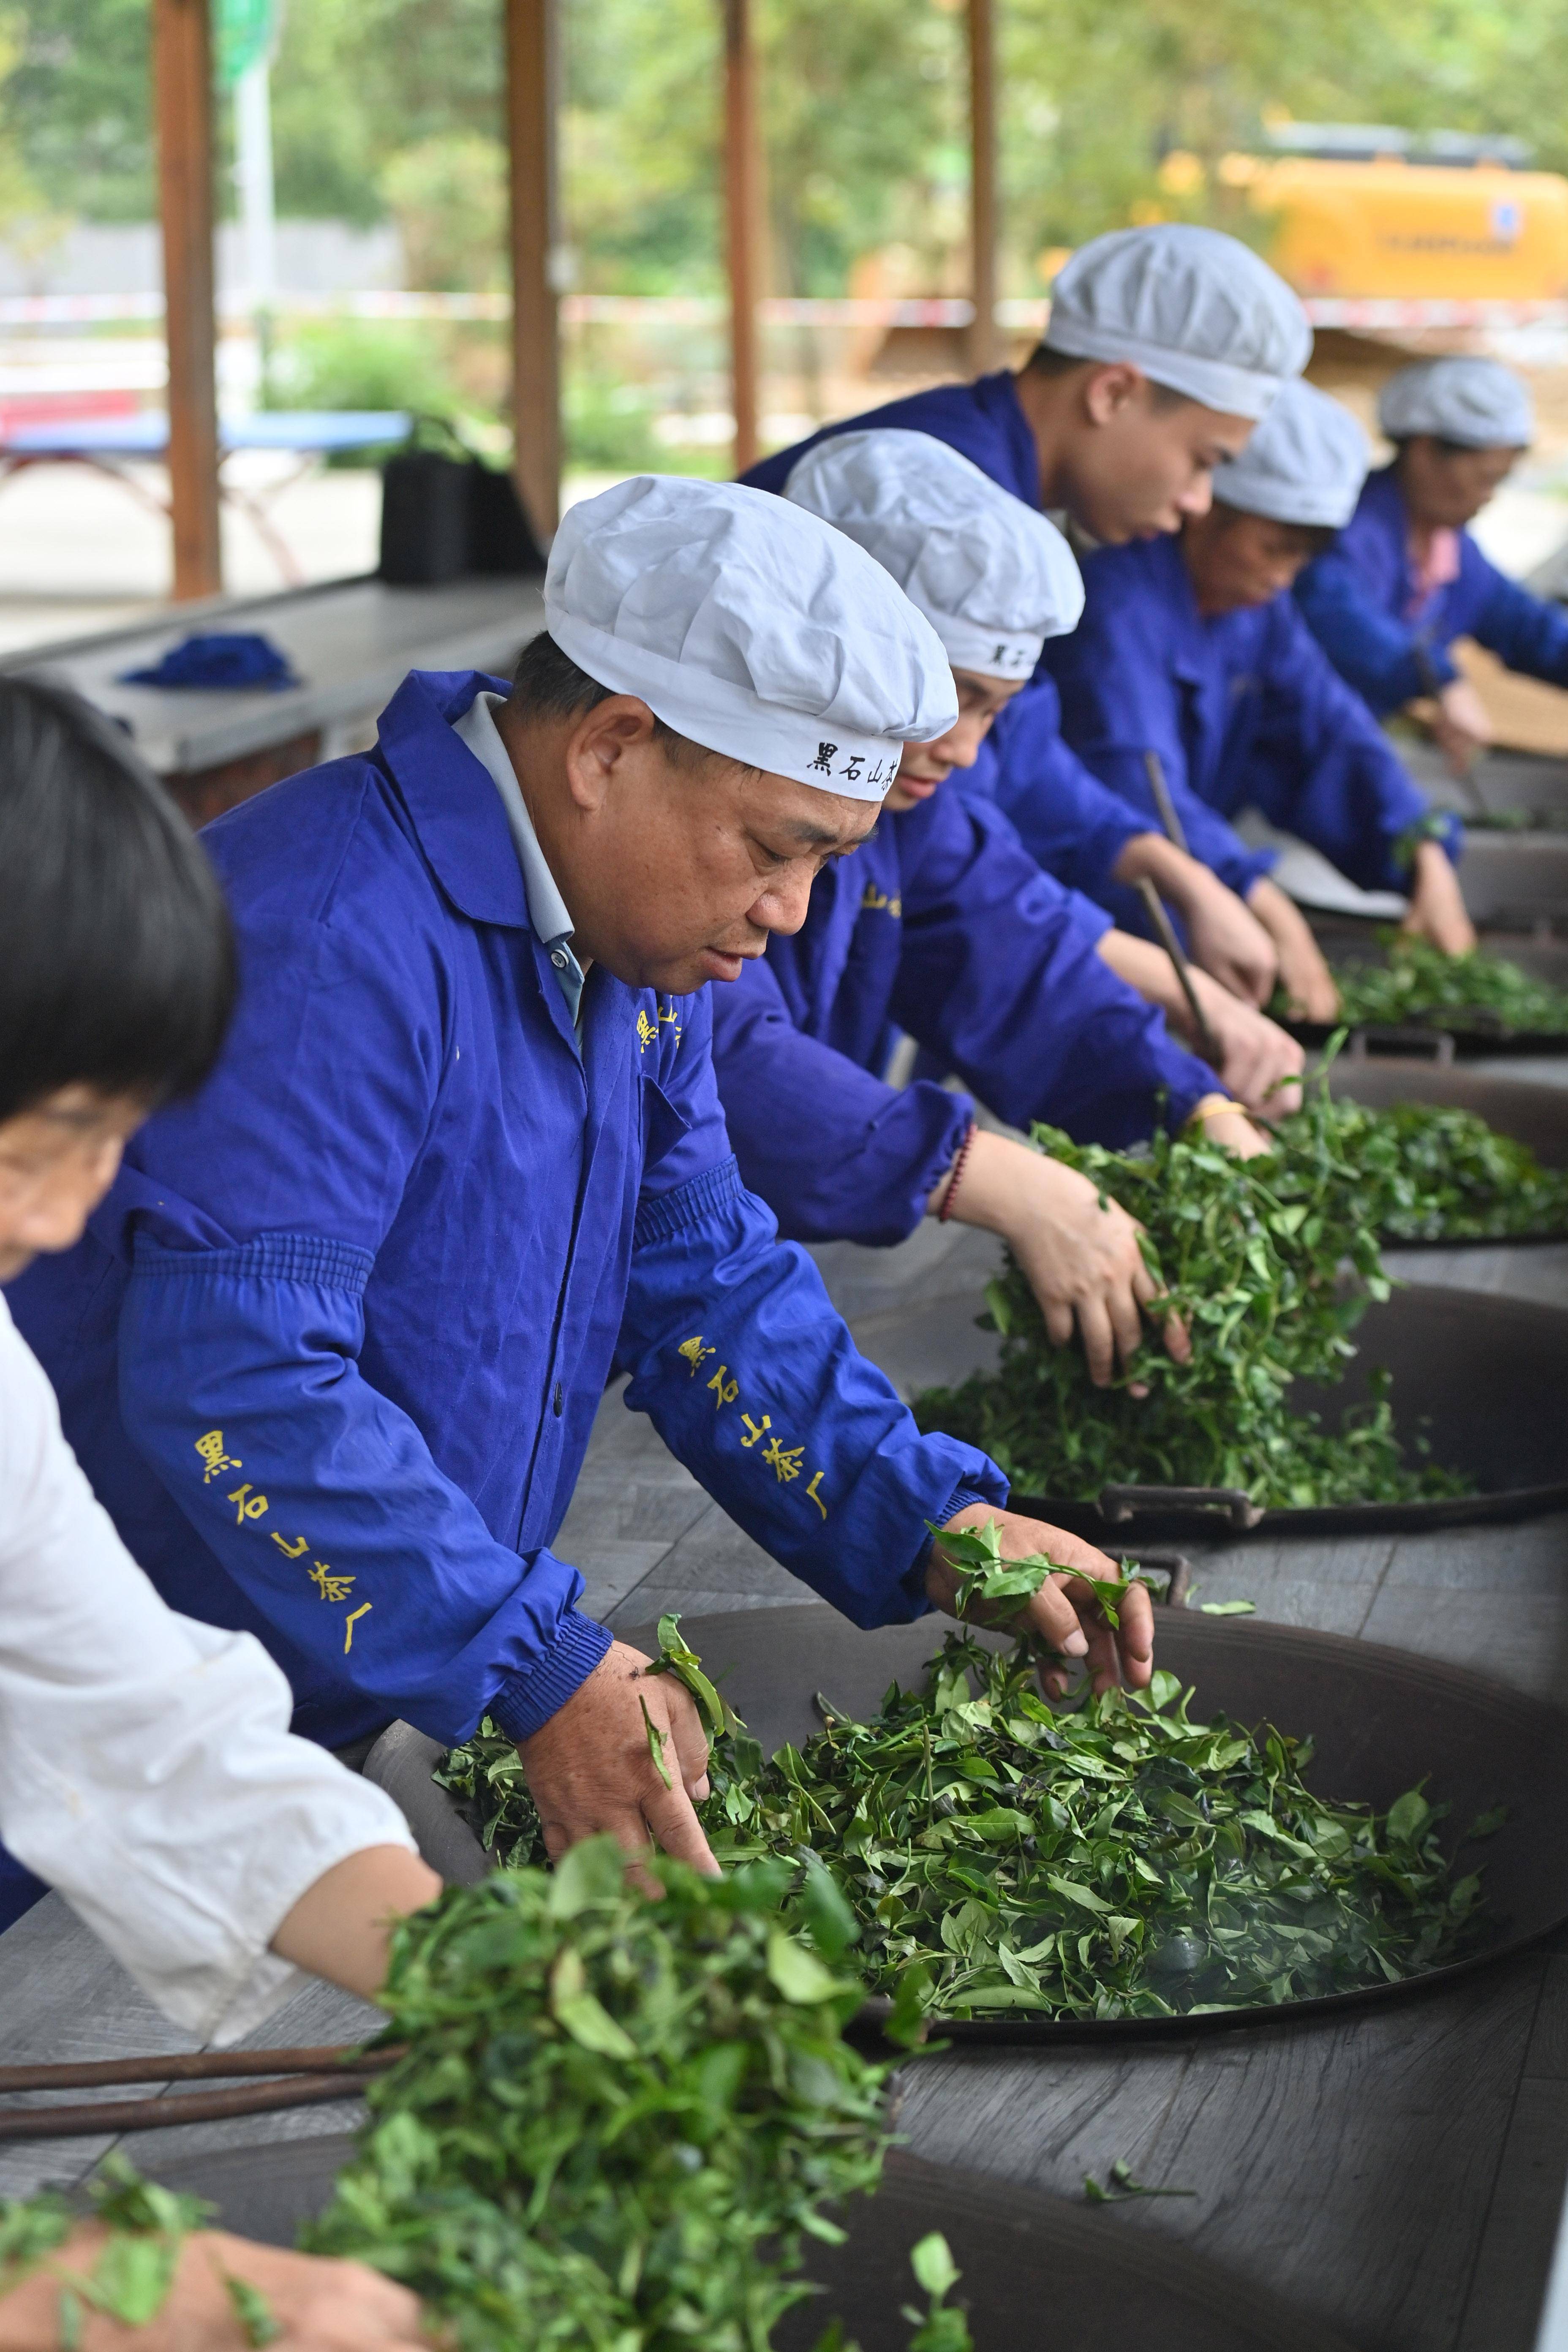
<box><xmin>723</xmin><ymin>0</ymin><xmax>761</xmax><ymax>476</ymax></box>
<box><xmin>966</xmin><ymin>0</ymin><xmax>999</xmax><ymax>377</ymax></box>
<box><xmin>505</xmin><ymin>0</ymin><xmax>561</xmax><ymax>542</ymax></box>
<box><xmin>153</xmin><ymin>0</ymin><xmax>222</xmax><ymax>601</ymax></box>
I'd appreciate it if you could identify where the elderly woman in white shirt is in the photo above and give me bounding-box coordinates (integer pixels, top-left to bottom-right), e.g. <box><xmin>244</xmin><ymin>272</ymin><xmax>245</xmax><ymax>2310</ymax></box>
<box><xmin>0</xmin><ymin>678</ymin><xmax>437</xmax><ymax>2352</ymax></box>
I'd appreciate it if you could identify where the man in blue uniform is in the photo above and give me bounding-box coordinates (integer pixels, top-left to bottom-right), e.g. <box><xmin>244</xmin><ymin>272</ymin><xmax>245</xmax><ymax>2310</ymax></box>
<box><xmin>11</xmin><ymin>477</ymin><xmax>1147</xmax><ymax>1880</ymax></box>
<box><xmin>1297</xmin><ymin>357</ymin><xmax>1568</xmax><ymax>779</ymax></box>
<box><xmin>713</xmin><ymin>428</ymin><xmax>1283</xmax><ymax>1388</ymax></box>
<box><xmin>1046</xmin><ymin>382</ymin><xmax>1475</xmax><ymax>985</ymax></box>
<box><xmin>746</xmin><ymin>223</ymin><xmax>1331</xmax><ymax>1016</ymax></box>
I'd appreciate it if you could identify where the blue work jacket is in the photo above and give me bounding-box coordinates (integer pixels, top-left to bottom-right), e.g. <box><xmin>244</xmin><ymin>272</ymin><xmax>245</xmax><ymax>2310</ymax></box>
<box><xmin>710</xmin><ymin>784</ymin><xmax>1220</xmax><ymax>1247</ymax></box>
<box><xmin>746</xmin><ymin>375</ymin><xmax>1248</xmax><ymax>921</ymax></box>
<box><xmin>8</xmin><ymin>672</ymin><xmax>1004</xmax><ymax>1756</ymax></box>
<box><xmin>1296</xmin><ymin>463</ymin><xmax>1568</xmax><ymax>717</ymax></box>
<box><xmin>1047</xmin><ymin>533</ymin><xmax>1451</xmax><ymax>896</ymax></box>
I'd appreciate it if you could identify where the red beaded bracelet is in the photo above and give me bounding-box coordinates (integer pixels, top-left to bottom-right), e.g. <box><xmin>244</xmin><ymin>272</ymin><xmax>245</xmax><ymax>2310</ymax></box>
<box><xmin>937</xmin><ymin>1122</ymin><xmax>977</xmax><ymax>1223</ymax></box>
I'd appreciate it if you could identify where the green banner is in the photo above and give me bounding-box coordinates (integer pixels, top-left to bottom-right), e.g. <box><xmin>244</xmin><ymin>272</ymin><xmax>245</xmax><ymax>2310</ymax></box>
<box><xmin>216</xmin><ymin>0</ymin><xmax>277</xmax><ymax>88</ymax></box>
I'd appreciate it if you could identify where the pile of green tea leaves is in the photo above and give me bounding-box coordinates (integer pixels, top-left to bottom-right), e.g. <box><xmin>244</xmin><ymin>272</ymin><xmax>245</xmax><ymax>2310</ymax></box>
<box><xmin>1299</xmin><ymin>931</ymin><xmax>1568</xmax><ymax>1037</ymax></box>
<box><xmin>1296</xmin><ymin>1093</ymin><xmax>1568</xmax><ymax>1242</ymax></box>
<box><xmin>435</xmin><ymin>1592</ymin><xmax>1496</xmax><ymax>2026</ymax></box>
<box><xmin>909</xmin><ymin>1094</ymin><xmax>1470</xmax><ymax>1509</ymax></box>
<box><xmin>303</xmin><ymin>1837</ymin><xmax>913</xmax><ymax>2352</ymax></box>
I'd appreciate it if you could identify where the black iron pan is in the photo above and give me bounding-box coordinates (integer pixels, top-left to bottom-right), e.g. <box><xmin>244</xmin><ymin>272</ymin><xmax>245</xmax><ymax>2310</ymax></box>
<box><xmin>132</xmin><ymin>2133</ymin><xmax>1358</xmax><ymax>2352</ymax></box>
<box><xmin>855</xmin><ymin>1282</ymin><xmax>1568</xmax><ymax>1539</ymax></box>
<box><xmin>621</xmin><ymin>1604</ymin><xmax>1568</xmax><ymax>2042</ymax></box>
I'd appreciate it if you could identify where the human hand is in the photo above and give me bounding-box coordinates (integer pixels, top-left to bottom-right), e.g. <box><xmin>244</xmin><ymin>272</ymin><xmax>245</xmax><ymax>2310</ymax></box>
<box><xmin>1191</xmin><ymin>1104</ymin><xmax>1273</xmax><ymax>1159</ymax></box>
<box><xmin>1113</xmin><ymin>836</ymin><xmax>1279</xmax><ymax>1006</ymax></box>
<box><xmin>928</xmin><ymin>1505</ymin><xmax>1155</xmax><ymax>1697</ymax></box>
<box><xmin>1430</xmin><ymin>678</ymin><xmax>1493</xmax><ymax>776</ymax></box>
<box><xmin>1246</xmin><ymin>878</ymin><xmax>1339</xmax><ymax>1022</ymax></box>
<box><xmin>931</xmin><ymin>1129</ymin><xmax>1187</xmax><ymax>1388</ymax></box>
<box><xmin>520</xmin><ymin>1639</ymin><xmax>718</xmax><ymax>1893</ymax></box>
<box><xmin>1402</xmin><ymin>838</ymin><xmax>1476</xmax><ymax>955</ymax></box>
<box><xmin>1181</xmin><ymin>969</ymin><xmax>1304</xmax><ymax>1119</ymax></box>
<box><xmin>0</xmin><ymin>2224</ymin><xmax>427</xmax><ymax>2352</ymax></box>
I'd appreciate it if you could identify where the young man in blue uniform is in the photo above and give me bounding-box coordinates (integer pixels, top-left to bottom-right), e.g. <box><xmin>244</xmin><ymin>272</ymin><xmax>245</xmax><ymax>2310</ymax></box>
<box><xmin>712</xmin><ymin>429</ymin><xmax>1285</xmax><ymax>1388</ymax></box>
<box><xmin>1046</xmin><ymin>382</ymin><xmax>1475</xmax><ymax>988</ymax></box>
<box><xmin>1297</xmin><ymin>357</ymin><xmax>1567</xmax><ymax>779</ymax></box>
<box><xmin>746</xmin><ymin>223</ymin><xmax>1334</xmax><ymax>1017</ymax></box>
<box><xmin>11</xmin><ymin>477</ymin><xmax>1148</xmax><ymax>1882</ymax></box>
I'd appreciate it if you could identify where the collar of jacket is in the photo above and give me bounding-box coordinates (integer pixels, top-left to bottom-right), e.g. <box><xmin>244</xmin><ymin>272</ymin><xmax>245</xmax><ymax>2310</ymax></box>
<box><xmin>374</xmin><ymin>667</ymin><xmax>532</xmax><ymax>930</ymax></box>
<box><xmin>969</xmin><ymin>368</ymin><xmax>1043</xmax><ymax>509</ymax></box>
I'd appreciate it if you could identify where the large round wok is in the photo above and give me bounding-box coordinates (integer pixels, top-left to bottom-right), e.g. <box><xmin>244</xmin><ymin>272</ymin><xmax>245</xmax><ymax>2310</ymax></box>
<box><xmin>134</xmin><ymin>2133</ymin><xmax>1358</xmax><ymax>2352</ymax></box>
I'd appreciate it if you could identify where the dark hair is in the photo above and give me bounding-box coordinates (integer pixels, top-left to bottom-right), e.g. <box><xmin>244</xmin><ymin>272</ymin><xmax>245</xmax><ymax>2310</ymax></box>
<box><xmin>0</xmin><ymin>676</ymin><xmax>236</xmax><ymax>1124</ymax></box>
<box><xmin>1024</xmin><ymin>343</ymin><xmax>1192</xmax><ymax>412</ymax></box>
<box><xmin>508</xmin><ymin>630</ymin><xmax>754</xmax><ymax>774</ymax></box>
<box><xmin>1392</xmin><ymin>434</ymin><xmax>1511</xmax><ymax>461</ymax></box>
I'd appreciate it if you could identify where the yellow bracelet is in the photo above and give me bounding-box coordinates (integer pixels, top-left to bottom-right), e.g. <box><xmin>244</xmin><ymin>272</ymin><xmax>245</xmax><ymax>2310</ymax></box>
<box><xmin>1184</xmin><ymin>1093</ymin><xmax>1238</xmax><ymax>1130</ymax></box>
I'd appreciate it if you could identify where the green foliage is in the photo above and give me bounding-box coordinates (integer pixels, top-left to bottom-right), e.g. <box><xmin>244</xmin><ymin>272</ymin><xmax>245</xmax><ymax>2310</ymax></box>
<box><xmin>381</xmin><ymin>134</ymin><xmax>507</xmax><ymax>294</ymax></box>
<box><xmin>267</xmin><ymin>320</ymin><xmax>459</xmax><ymax>426</ymax></box>
<box><xmin>1305</xmin><ymin>934</ymin><xmax>1568</xmax><ymax>1040</ymax></box>
<box><xmin>436</xmin><ymin>1617</ymin><xmax>1496</xmax><ymax>2028</ymax></box>
<box><xmin>1082</xmin><ymin>2158</ymin><xmax>1195</xmax><ymax>2203</ymax></box>
<box><xmin>0</xmin><ymin>2156</ymin><xmax>214</xmax><ymax>2340</ymax></box>
<box><xmin>701</xmin><ymin>1633</ymin><xmax>1493</xmax><ymax>2022</ymax></box>
<box><xmin>901</xmin><ymin>2233</ymin><xmax>972</xmax><ymax>2352</ymax></box>
<box><xmin>1304</xmin><ymin>1094</ymin><xmax>1568</xmax><ymax>1243</ymax></box>
<box><xmin>304</xmin><ymin>1840</ymin><xmax>890</xmax><ymax>2351</ymax></box>
<box><xmin>912</xmin><ymin>1097</ymin><xmax>1470</xmax><ymax>1510</ymax></box>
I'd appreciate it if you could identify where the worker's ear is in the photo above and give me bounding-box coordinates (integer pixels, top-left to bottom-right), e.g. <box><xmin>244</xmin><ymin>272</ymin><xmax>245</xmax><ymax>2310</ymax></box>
<box><xmin>561</xmin><ymin>696</ymin><xmax>663</xmax><ymax>813</ymax></box>
<box><xmin>1081</xmin><ymin>362</ymin><xmax>1146</xmax><ymax>426</ymax></box>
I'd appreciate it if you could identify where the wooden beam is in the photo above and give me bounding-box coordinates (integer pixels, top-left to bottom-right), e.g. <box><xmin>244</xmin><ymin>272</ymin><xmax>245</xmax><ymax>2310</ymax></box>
<box><xmin>723</xmin><ymin>0</ymin><xmax>761</xmax><ymax>476</ymax></box>
<box><xmin>153</xmin><ymin>0</ymin><xmax>221</xmax><ymax>601</ymax></box>
<box><xmin>966</xmin><ymin>0</ymin><xmax>999</xmax><ymax>376</ymax></box>
<box><xmin>505</xmin><ymin>0</ymin><xmax>561</xmax><ymax>542</ymax></box>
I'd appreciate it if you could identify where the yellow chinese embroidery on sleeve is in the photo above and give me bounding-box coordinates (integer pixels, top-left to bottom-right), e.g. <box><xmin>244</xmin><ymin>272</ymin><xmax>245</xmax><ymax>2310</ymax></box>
<box><xmin>308</xmin><ymin>1563</ymin><xmax>356</xmax><ymax>1603</ymax></box>
<box><xmin>678</xmin><ymin>1335</ymin><xmax>716</xmax><ymax>1376</ymax></box>
<box><xmin>226</xmin><ymin>1482</ymin><xmax>269</xmax><ymax>1524</ymax></box>
<box><xmin>343</xmin><ymin>1603</ymin><xmax>372</xmax><ymax>1652</ymax></box>
<box><xmin>271</xmin><ymin>1533</ymin><xmax>309</xmax><ymax>1559</ymax></box>
<box><xmin>195</xmin><ymin>1429</ymin><xmax>241</xmax><ymax>1483</ymax></box>
<box><xmin>761</xmin><ymin>1435</ymin><xmax>804</xmax><ymax>1483</ymax></box>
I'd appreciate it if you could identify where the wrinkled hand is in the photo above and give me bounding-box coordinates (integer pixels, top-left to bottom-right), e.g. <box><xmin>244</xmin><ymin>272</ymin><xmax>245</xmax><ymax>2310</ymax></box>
<box><xmin>1172</xmin><ymin>865</ymin><xmax>1280</xmax><ymax>1007</ymax></box>
<box><xmin>929</xmin><ymin>1505</ymin><xmax>1155</xmax><ymax>1698</ymax></box>
<box><xmin>1430</xmin><ymin>677</ymin><xmax>1493</xmax><ymax>777</ymax></box>
<box><xmin>520</xmin><ymin>1639</ymin><xmax>717</xmax><ymax>1893</ymax></box>
<box><xmin>1403</xmin><ymin>837</ymin><xmax>1477</xmax><ymax>955</ymax></box>
<box><xmin>1182</xmin><ymin>969</ymin><xmax>1304</xmax><ymax>1120</ymax></box>
<box><xmin>935</xmin><ymin>1130</ymin><xmax>1187</xmax><ymax>1388</ymax></box>
<box><xmin>1246</xmin><ymin>877</ymin><xmax>1339</xmax><ymax>1023</ymax></box>
<box><xmin>0</xmin><ymin>2226</ymin><xmax>427</xmax><ymax>2352</ymax></box>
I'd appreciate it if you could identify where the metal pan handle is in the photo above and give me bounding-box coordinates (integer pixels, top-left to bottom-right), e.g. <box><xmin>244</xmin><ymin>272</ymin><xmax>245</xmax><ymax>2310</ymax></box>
<box><xmin>1344</xmin><ymin>1025</ymin><xmax>1456</xmax><ymax>1065</ymax></box>
<box><xmin>1103</xmin><ymin>1544</ymin><xmax>1193</xmax><ymax>1606</ymax></box>
<box><xmin>1099</xmin><ymin>1484</ymin><xmax>1264</xmax><ymax>1530</ymax></box>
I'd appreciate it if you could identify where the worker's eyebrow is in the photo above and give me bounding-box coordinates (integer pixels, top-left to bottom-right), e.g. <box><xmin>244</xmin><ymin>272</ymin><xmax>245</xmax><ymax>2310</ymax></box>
<box><xmin>759</xmin><ymin>816</ymin><xmax>860</xmax><ymax>849</ymax></box>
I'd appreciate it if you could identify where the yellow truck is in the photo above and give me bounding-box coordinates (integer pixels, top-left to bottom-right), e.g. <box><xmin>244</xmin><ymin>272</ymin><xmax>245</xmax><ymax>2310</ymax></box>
<box><xmin>1179</xmin><ymin>128</ymin><xmax>1568</xmax><ymax>305</ymax></box>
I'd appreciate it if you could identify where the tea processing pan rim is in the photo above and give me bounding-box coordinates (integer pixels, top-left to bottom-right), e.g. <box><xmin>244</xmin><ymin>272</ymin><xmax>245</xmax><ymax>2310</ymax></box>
<box><xmin>1007</xmin><ymin>1476</ymin><xmax>1568</xmax><ymax>1540</ymax></box>
<box><xmin>1288</xmin><ymin>1017</ymin><xmax>1568</xmax><ymax>1058</ymax></box>
<box><xmin>621</xmin><ymin>1604</ymin><xmax>1568</xmax><ymax>2045</ymax></box>
<box><xmin>129</xmin><ymin>2137</ymin><xmax>1362</xmax><ymax>2352</ymax></box>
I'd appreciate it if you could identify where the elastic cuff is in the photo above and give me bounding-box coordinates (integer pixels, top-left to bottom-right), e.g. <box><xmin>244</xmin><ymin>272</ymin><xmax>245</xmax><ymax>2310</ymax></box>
<box><xmin>487</xmin><ymin>1609</ymin><xmax>614</xmax><ymax>1742</ymax></box>
<box><xmin>905</xmin><ymin>1475</ymin><xmax>1012</xmax><ymax>1611</ymax></box>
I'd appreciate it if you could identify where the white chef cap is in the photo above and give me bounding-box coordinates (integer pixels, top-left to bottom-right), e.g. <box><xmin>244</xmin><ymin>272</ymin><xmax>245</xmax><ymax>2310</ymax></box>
<box><xmin>1044</xmin><ymin>224</ymin><xmax>1312</xmax><ymax>421</ymax></box>
<box><xmin>1377</xmin><ymin>358</ymin><xmax>1534</xmax><ymax>450</ymax></box>
<box><xmin>544</xmin><ymin>474</ymin><xmax>958</xmax><ymax>799</ymax></box>
<box><xmin>1211</xmin><ymin>382</ymin><xmax>1369</xmax><ymax>528</ymax></box>
<box><xmin>781</xmin><ymin>429</ymin><xmax>1083</xmax><ymax>680</ymax></box>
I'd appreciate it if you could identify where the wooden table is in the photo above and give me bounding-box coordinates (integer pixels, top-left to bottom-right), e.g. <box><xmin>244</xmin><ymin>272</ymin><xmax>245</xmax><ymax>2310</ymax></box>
<box><xmin>5</xmin><ymin>1141</ymin><xmax>1568</xmax><ymax>2349</ymax></box>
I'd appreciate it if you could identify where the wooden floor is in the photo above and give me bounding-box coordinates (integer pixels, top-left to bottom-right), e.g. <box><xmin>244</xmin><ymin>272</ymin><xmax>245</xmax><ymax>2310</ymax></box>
<box><xmin>3</xmin><ymin>1193</ymin><xmax>1568</xmax><ymax>2349</ymax></box>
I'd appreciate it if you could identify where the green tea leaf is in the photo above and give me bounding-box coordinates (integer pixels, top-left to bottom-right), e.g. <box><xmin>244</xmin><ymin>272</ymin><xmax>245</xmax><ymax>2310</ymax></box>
<box><xmin>909</xmin><ymin>2232</ymin><xmax>960</xmax><ymax>2299</ymax></box>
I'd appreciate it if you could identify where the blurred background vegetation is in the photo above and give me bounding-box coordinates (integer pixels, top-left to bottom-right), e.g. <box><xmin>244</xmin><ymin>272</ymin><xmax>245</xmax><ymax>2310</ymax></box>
<box><xmin>5</xmin><ymin>0</ymin><xmax>1565</xmax><ymax>468</ymax></box>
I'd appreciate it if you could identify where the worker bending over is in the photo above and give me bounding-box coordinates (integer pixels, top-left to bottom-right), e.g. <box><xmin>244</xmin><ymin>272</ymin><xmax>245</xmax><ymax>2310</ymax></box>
<box><xmin>1046</xmin><ymin>381</ymin><xmax>1475</xmax><ymax>1008</ymax></box>
<box><xmin>747</xmin><ymin>223</ymin><xmax>1331</xmax><ymax>1017</ymax></box>
<box><xmin>0</xmin><ymin>679</ymin><xmax>436</xmax><ymax>2352</ymax></box>
<box><xmin>1297</xmin><ymin>357</ymin><xmax>1568</xmax><ymax>779</ymax></box>
<box><xmin>14</xmin><ymin>479</ymin><xmax>1148</xmax><ymax>1899</ymax></box>
<box><xmin>712</xmin><ymin>430</ymin><xmax>1278</xmax><ymax>1387</ymax></box>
